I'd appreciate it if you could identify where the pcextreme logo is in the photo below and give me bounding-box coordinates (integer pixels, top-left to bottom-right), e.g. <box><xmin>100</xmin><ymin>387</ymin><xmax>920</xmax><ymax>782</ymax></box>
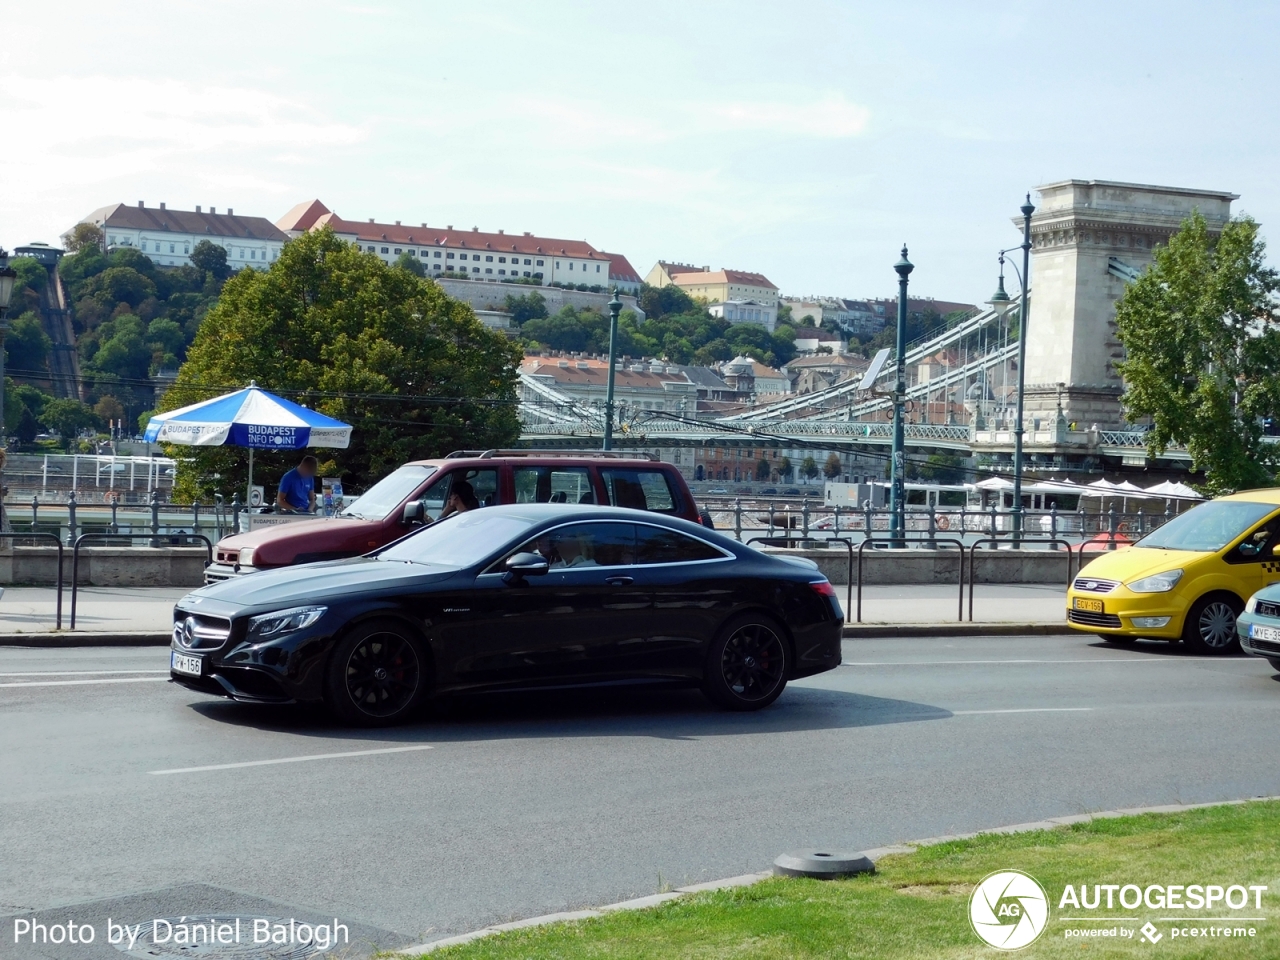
<box><xmin>969</xmin><ymin>870</ymin><xmax>1050</xmax><ymax>950</ymax></box>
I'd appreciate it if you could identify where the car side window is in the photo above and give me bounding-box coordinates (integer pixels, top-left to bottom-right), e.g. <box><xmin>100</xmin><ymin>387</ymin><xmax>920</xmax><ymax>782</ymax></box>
<box><xmin>1230</xmin><ymin>515</ymin><xmax>1280</xmax><ymax>563</ymax></box>
<box><xmin>418</xmin><ymin>468</ymin><xmax>499</xmax><ymax>519</ymax></box>
<box><xmin>507</xmin><ymin>522</ymin><xmax>636</xmax><ymax>570</ymax></box>
<box><xmin>635</xmin><ymin>526</ymin><xmax>725</xmax><ymax>564</ymax></box>
<box><xmin>513</xmin><ymin>466</ymin><xmax>595</xmax><ymax>504</ymax></box>
<box><xmin>600</xmin><ymin>468</ymin><xmax>677</xmax><ymax>514</ymax></box>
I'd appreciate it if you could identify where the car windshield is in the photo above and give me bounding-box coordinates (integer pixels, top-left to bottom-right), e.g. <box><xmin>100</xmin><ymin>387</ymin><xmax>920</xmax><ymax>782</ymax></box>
<box><xmin>339</xmin><ymin>465</ymin><xmax>435</xmax><ymax>521</ymax></box>
<box><xmin>376</xmin><ymin>511</ymin><xmax>539</xmax><ymax>568</ymax></box>
<box><xmin>1135</xmin><ymin>500</ymin><xmax>1276</xmax><ymax>552</ymax></box>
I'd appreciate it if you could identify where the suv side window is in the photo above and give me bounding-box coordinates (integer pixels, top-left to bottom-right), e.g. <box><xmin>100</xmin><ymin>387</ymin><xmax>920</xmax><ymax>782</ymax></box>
<box><xmin>513</xmin><ymin>466</ymin><xmax>595</xmax><ymax>504</ymax></box>
<box><xmin>1229</xmin><ymin>515</ymin><xmax>1280</xmax><ymax>563</ymax></box>
<box><xmin>419</xmin><ymin>468</ymin><xmax>499</xmax><ymax>519</ymax></box>
<box><xmin>600</xmin><ymin>468</ymin><xmax>677</xmax><ymax>514</ymax></box>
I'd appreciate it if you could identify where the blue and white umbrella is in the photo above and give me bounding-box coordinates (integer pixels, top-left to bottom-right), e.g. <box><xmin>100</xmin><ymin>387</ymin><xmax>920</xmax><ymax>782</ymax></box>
<box><xmin>145</xmin><ymin>383</ymin><xmax>352</xmax><ymax>504</ymax></box>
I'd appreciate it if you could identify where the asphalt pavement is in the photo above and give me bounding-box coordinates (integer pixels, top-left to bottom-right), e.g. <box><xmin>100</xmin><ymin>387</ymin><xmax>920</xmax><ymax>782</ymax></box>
<box><xmin>2</xmin><ymin>634</ymin><xmax>1279</xmax><ymax>956</ymax></box>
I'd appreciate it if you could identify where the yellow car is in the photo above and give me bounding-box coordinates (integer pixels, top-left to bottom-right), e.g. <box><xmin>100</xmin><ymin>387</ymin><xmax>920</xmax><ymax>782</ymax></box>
<box><xmin>1066</xmin><ymin>489</ymin><xmax>1280</xmax><ymax>653</ymax></box>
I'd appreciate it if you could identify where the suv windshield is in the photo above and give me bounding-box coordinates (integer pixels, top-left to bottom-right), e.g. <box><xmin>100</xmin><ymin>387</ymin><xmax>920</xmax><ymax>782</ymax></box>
<box><xmin>377</xmin><ymin>511</ymin><xmax>538</xmax><ymax>568</ymax></box>
<box><xmin>1136</xmin><ymin>500</ymin><xmax>1276</xmax><ymax>552</ymax></box>
<box><xmin>339</xmin><ymin>465</ymin><xmax>435</xmax><ymax>521</ymax></box>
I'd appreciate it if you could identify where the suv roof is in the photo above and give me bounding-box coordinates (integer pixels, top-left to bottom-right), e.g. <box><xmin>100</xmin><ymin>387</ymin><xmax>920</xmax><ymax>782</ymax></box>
<box><xmin>442</xmin><ymin>449</ymin><xmax>659</xmax><ymax>461</ymax></box>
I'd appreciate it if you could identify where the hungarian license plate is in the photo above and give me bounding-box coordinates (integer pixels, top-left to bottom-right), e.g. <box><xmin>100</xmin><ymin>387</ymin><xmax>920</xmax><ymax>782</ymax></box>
<box><xmin>171</xmin><ymin>651</ymin><xmax>203</xmax><ymax>677</ymax></box>
<box><xmin>1250</xmin><ymin>623</ymin><xmax>1280</xmax><ymax>643</ymax></box>
<box><xmin>1073</xmin><ymin>597</ymin><xmax>1104</xmax><ymax>613</ymax></box>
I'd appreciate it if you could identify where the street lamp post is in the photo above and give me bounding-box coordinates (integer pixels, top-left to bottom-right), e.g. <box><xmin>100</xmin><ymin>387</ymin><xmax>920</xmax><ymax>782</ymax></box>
<box><xmin>890</xmin><ymin>245</ymin><xmax>913</xmax><ymax>546</ymax></box>
<box><xmin>987</xmin><ymin>195</ymin><xmax>1035</xmax><ymax>545</ymax></box>
<box><xmin>602</xmin><ymin>288</ymin><xmax>622</xmax><ymax>451</ymax></box>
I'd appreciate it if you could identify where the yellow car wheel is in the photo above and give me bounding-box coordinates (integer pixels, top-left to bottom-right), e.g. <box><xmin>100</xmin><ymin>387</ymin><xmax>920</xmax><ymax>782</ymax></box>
<box><xmin>1181</xmin><ymin>594</ymin><xmax>1242</xmax><ymax>655</ymax></box>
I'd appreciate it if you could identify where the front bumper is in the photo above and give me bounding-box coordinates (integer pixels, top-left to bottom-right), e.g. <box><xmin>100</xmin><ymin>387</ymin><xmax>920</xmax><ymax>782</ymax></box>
<box><xmin>1237</xmin><ymin>612</ymin><xmax>1280</xmax><ymax>661</ymax></box>
<box><xmin>1065</xmin><ymin>587</ymin><xmax>1185</xmax><ymax>638</ymax></box>
<box><xmin>203</xmin><ymin>561</ymin><xmax>265</xmax><ymax>583</ymax></box>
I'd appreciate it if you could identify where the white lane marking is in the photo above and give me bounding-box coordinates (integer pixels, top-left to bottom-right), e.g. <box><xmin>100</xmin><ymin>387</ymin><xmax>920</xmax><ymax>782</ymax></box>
<box><xmin>0</xmin><ymin>669</ymin><xmax>169</xmax><ymax>677</ymax></box>
<box><xmin>842</xmin><ymin>658</ymin><xmax>1246</xmax><ymax>666</ymax></box>
<box><xmin>0</xmin><ymin>677</ymin><xmax>170</xmax><ymax>689</ymax></box>
<box><xmin>952</xmin><ymin>707</ymin><xmax>1094</xmax><ymax>715</ymax></box>
<box><xmin>149</xmin><ymin>745</ymin><xmax>435</xmax><ymax>776</ymax></box>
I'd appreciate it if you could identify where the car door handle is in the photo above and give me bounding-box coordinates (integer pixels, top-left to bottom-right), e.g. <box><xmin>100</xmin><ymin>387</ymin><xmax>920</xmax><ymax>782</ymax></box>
<box><xmin>605</xmin><ymin>576</ymin><xmax>634</xmax><ymax>587</ymax></box>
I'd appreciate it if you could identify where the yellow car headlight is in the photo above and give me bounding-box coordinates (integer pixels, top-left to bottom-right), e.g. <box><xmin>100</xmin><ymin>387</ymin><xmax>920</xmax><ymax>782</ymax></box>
<box><xmin>1127</xmin><ymin>568</ymin><xmax>1183</xmax><ymax>593</ymax></box>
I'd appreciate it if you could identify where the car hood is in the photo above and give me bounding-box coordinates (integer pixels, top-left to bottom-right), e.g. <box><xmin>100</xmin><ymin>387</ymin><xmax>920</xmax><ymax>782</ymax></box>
<box><xmin>217</xmin><ymin>516</ymin><xmax>382</xmax><ymax>563</ymax></box>
<box><xmin>1076</xmin><ymin>546</ymin><xmax>1206</xmax><ymax>583</ymax></box>
<box><xmin>179</xmin><ymin>557</ymin><xmax>462</xmax><ymax>614</ymax></box>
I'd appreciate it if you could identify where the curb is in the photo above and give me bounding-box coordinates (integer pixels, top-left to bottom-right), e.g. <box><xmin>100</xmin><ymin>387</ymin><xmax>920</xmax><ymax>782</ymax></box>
<box><xmin>0</xmin><ymin>632</ymin><xmax>170</xmax><ymax>648</ymax></box>
<box><xmin>842</xmin><ymin>621</ymin><xmax>1074</xmax><ymax>639</ymax></box>
<box><xmin>396</xmin><ymin>794</ymin><xmax>1280</xmax><ymax>956</ymax></box>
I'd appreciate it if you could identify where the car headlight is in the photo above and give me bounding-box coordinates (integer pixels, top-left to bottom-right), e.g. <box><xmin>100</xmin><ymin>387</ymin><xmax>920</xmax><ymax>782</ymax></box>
<box><xmin>247</xmin><ymin>605</ymin><xmax>326</xmax><ymax>639</ymax></box>
<box><xmin>238</xmin><ymin>548</ymin><xmax>255</xmax><ymax>567</ymax></box>
<box><xmin>1246</xmin><ymin>596</ymin><xmax>1258</xmax><ymax>613</ymax></box>
<box><xmin>1127</xmin><ymin>569</ymin><xmax>1184</xmax><ymax>593</ymax></box>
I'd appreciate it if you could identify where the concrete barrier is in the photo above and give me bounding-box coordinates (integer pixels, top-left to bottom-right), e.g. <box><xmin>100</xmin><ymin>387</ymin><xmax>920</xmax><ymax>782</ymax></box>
<box><xmin>761</xmin><ymin>546</ymin><xmax>1074</xmax><ymax>585</ymax></box>
<box><xmin>0</xmin><ymin>545</ymin><xmax>208</xmax><ymax>586</ymax></box>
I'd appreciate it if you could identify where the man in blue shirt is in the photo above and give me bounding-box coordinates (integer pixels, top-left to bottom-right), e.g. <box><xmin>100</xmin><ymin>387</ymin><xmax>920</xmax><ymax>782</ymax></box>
<box><xmin>276</xmin><ymin>455</ymin><xmax>317</xmax><ymax>513</ymax></box>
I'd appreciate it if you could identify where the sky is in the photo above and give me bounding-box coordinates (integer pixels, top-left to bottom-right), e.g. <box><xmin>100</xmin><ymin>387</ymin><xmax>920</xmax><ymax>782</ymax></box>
<box><xmin>3</xmin><ymin>0</ymin><xmax>1278</xmax><ymax>305</ymax></box>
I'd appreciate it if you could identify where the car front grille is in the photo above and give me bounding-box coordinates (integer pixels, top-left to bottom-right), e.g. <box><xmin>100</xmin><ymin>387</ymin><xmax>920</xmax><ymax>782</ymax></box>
<box><xmin>1247</xmin><ymin>636</ymin><xmax>1280</xmax><ymax>655</ymax></box>
<box><xmin>1068</xmin><ymin>609</ymin><xmax>1123</xmax><ymax>629</ymax></box>
<box><xmin>1255</xmin><ymin>600</ymin><xmax>1280</xmax><ymax>619</ymax></box>
<box><xmin>173</xmin><ymin>613</ymin><xmax>233</xmax><ymax>650</ymax></box>
<box><xmin>1073</xmin><ymin>577</ymin><xmax>1119</xmax><ymax>593</ymax></box>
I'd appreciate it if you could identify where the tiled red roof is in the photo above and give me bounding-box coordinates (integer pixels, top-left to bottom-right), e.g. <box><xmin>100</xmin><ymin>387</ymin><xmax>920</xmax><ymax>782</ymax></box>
<box><xmin>521</xmin><ymin>356</ymin><xmax>691</xmax><ymax>388</ymax></box>
<box><xmin>601</xmin><ymin>251</ymin><xmax>641</xmax><ymax>283</ymax></box>
<box><xmin>82</xmin><ymin>203</ymin><xmax>288</xmax><ymax>241</ymax></box>
<box><xmin>673</xmin><ymin>268</ymin><xmax>778</xmax><ymax>291</ymax></box>
<box><xmin>310</xmin><ymin>210</ymin><xmax>608</xmax><ymax>260</ymax></box>
<box><xmin>276</xmin><ymin>199</ymin><xmax>331</xmax><ymax>233</ymax></box>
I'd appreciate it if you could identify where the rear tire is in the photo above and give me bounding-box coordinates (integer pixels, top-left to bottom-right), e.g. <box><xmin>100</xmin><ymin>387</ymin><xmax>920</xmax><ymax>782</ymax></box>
<box><xmin>701</xmin><ymin>613</ymin><xmax>790</xmax><ymax>711</ymax></box>
<box><xmin>324</xmin><ymin>619</ymin><xmax>429</xmax><ymax>726</ymax></box>
<box><xmin>1181</xmin><ymin>595</ymin><xmax>1242</xmax><ymax>655</ymax></box>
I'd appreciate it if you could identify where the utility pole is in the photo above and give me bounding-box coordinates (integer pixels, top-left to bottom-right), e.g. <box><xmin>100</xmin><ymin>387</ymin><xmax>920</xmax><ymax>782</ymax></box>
<box><xmin>602</xmin><ymin>288</ymin><xmax>622</xmax><ymax>451</ymax></box>
<box><xmin>890</xmin><ymin>245</ymin><xmax>913</xmax><ymax>547</ymax></box>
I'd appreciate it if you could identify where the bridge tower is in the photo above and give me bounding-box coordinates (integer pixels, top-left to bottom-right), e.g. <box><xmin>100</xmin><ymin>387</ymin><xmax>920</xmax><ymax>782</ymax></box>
<box><xmin>1021</xmin><ymin>180</ymin><xmax>1236</xmax><ymax>426</ymax></box>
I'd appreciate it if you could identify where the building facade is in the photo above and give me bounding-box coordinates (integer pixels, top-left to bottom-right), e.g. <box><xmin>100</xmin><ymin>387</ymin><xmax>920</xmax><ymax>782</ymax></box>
<box><xmin>278</xmin><ymin>200</ymin><xmax>615</xmax><ymax>287</ymax></box>
<box><xmin>66</xmin><ymin>202</ymin><xmax>288</xmax><ymax>269</ymax></box>
<box><xmin>707</xmin><ymin>298</ymin><xmax>779</xmax><ymax>330</ymax></box>
<box><xmin>520</xmin><ymin>355</ymin><xmax>699</xmax><ymax>414</ymax></box>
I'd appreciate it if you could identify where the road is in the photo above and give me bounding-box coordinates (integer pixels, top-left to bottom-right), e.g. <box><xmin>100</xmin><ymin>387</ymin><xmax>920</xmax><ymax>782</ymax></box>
<box><xmin>2</xmin><ymin>636</ymin><xmax>1279</xmax><ymax>956</ymax></box>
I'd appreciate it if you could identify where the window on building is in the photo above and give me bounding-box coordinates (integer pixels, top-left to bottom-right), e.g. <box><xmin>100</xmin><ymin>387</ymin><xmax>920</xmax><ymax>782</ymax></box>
<box><xmin>434</xmin><ymin>251</ymin><xmax>442</xmax><ymax>258</ymax></box>
<box><xmin>536</xmin><ymin>259</ymin><xmax>544</xmax><ymax>266</ymax></box>
<box><xmin>381</xmin><ymin>247</ymin><xmax>389</xmax><ymax>254</ymax></box>
<box><xmin>523</xmin><ymin>258</ymin><xmax>531</xmax><ymax>265</ymax></box>
<box><xmin>485</xmin><ymin>255</ymin><xmax>493</xmax><ymax>262</ymax></box>
<box><xmin>470</xmin><ymin>266</ymin><xmax>477</xmax><ymax>272</ymax></box>
<box><xmin>485</xmin><ymin>268</ymin><xmax>492</xmax><ymax>274</ymax></box>
<box><xmin>472</xmin><ymin>254</ymin><xmax>480</xmax><ymax>261</ymax></box>
<box><xmin>498</xmin><ymin>256</ymin><xmax>506</xmax><ymax>263</ymax></box>
<box><xmin>169</xmin><ymin>243</ymin><xmax>175</xmax><ymax>253</ymax></box>
<box><xmin>447</xmin><ymin>253</ymin><xmax>455</xmax><ymax>259</ymax></box>
<box><xmin>184</xmin><ymin>245</ymin><xmax>189</xmax><ymax>254</ymax></box>
<box><xmin>498</xmin><ymin>269</ymin><xmax>506</xmax><ymax>275</ymax></box>
<box><xmin>523</xmin><ymin>271</ymin><xmax>531</xmax><ymax>277</ymax></box>
<box><xmin>555</xmin><ymin>261</ymin><xmax>560</xmax><ymax>268</ymax></box>
<box><xmin>141</xmin><ymin>241</ymin><xmax>147</xmax><ymax>251</ymax></box>
<box><xmin>569</xmin><ymin>263</ymin><xmax>574</xmax><ymax>270</ymax></box>
<box><xmin>394</xmin><ymin>248</ymin><xmax>402</xmax><ymax>254</ymax></box>
<box><xmin>596</xmin><ymin>264</ymin><xmax>600</xmax><ymax>272</ymax></box>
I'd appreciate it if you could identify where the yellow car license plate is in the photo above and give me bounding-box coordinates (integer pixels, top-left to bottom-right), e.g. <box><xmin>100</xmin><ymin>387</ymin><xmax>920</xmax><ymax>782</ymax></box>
<box><xmin>1073</xmin><ymin>597</ymin><xmax>1104</xmax><ymax>613</ymax></box>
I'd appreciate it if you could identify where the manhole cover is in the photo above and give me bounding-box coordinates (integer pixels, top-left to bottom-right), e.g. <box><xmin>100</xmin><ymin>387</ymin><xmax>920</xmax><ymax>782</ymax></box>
<box><xmin>111</xmin><ymin>916</ymin><xmax>328</xmax><ymax>959</ymax></box>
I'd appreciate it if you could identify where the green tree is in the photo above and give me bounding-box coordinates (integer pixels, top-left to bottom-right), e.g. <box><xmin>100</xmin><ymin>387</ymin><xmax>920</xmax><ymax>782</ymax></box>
<box><xmin>40</xmin><ymin>398</ymin><xmax>98</xmax><ymax>450</ymax></box>
<box><xmin>86</xmin><ymin>315</ymin><xmax>152</xmax><ymax>381</ymax></box>
<box><xmin>162</xmin><ymin>227</ymin><xmax>523</xmax><ymax>498</ymax></box>
<box><xmin>190</xmin><ymin>240</ymin><xmax>230</xmax><ymax>280</ymax></box>
<box><xmin>801</xmin><ymin>455</ymin><xmax>819</xmax><ymax>482</ymax></box>
<box><xmin>822</xmin><ymin>452</ymin><xmax>842</xmax><ymax>480</ymax></box>
<box><xmin>79</xmin><ymin>267</ymin><xmax>156</xmax><ymax>310</ymax></box>
<box><xmin>637</xmin><ymin>283</ymin><xmax>696</xmax><ymax>321</ymax></box>
<box><xmin>505</xmin><ymin>291</ymin><xmax>548</xmax><ymax>326</ymax></box>
<box><xmin>5</xmin><ymin>312</ymin><xmax>52</xmax><ymax>372</ymax></box>
<box><xmin>15</xmin><ymin>406</ymin><xmax>39</xmax><ymax>444</ymax></box>
<box><xmin>778</xmin><ymin>456</ymin><xmax>792</xmax><ymax>481</ymax></box>
<box><xmin>65</xmin><ymin>223</ymin><xmax>105</xmax><ymax>252</ymax></box>
<box><xmin>395</xmin><ymin>252</ymin><xmax>426</xmax><ymax>277</ymax></box>
<box><xmin>1114</xmin><ymin>212</ymin><xmax>1280</xmax><ymax>494</ymax></box>
<box><xmin>755</xmin><ymin>457</ymin><xmax>771</xmax><ymax>481</ymax></box>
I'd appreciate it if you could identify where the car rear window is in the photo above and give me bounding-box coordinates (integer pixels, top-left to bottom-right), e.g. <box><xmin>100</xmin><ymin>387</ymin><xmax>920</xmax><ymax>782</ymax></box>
<box><xmin>601</xmin><ymin>468</ymin><xmax>677</xmax><ymax>514</ymax></box>
<box><xmin>635</xmin><ymin>525</ymin><xmax>725</xmax><ymax>564</ymax></box>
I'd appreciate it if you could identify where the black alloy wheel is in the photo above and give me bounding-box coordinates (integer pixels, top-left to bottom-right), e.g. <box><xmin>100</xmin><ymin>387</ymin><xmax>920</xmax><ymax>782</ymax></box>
<box><xmin>702</xmin><ymin>614</ymin><xmax>790</xmax><ymax>711</ymax></box>
<box><xmin>325</xmin><ymin>620</ymin><xmax>427</xmax><ymax>725</ymax></box>
<box><xmin>1182</xmin><ymin>595</ymin><xmax>1242</xmax><ymax>655</ymax></box>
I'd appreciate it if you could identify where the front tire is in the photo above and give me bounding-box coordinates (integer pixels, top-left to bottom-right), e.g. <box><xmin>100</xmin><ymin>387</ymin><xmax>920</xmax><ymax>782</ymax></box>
<box><xmin>324</xmin><ymin>619</ymin><xmax>429</xmax><ymax>726</ymax></box>
<box><xmin>1181</xmin><ymin>595</ymin><xmax>1242</xmax><ymax>655</ymax></box>
<box><xmin>702</xmin><ymin>613</ymin><xmax>790</xmax><ymax>711</ymax></box>
<box><xmin>1266</xmin><ymin>658</ymin><xmax>1280</xmax><ymax>673</ymax></box>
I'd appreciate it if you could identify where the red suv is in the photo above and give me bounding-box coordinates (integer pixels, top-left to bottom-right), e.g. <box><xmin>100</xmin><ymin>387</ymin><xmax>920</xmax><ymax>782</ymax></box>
<box><xmin>205</xmin><ymin>450</ymin><xmax>703</xmax><ymax>582</ymax></box>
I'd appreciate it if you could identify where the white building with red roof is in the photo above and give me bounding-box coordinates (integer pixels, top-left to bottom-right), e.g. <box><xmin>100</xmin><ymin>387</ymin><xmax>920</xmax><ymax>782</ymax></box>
<box><xmin>277</xmin><ymin>199</ymin><xmax>619</xmax><ymax>287</ymax></box>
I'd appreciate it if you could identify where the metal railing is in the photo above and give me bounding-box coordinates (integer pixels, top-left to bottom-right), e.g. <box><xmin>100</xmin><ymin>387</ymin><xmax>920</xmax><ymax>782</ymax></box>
<box><xmin>748</xmin><ymin>535</ymin><xmax>854</xmax><ymax>622</ymax></box>
<box><xmin>69</xmin><ymin>533</ymin><xmax>213</xmax><ymax>629</ymax></box>
<box><xmin>0</xmin><ymin>532</ymin><xmax>64</xmax><ymax>629</ymax></box>
<box><xmin>965</xmin><ymin>538</ymin><xmax>1075</xmax><ymax>622</ymax></box>
<box><xmin>856</xmin><ymin>536</ymin><xmax>965</xmax><ymax>623</ymax></box>
<box><xmin>2</xmin><ymin>491</ymin><xmax>247</xmax><ymax>543</ymax></box>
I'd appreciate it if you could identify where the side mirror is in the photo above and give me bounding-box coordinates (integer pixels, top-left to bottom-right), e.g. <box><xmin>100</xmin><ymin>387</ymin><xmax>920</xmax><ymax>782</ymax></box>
<box><xmin>503</xmin><ymin>551</ymin><xmax>549</xmax><ymax>581</ymax></box>
<box><xmin>402</xmin><ymin>501</ymin><xmax>425</xmax><ymax>526</ymax></box>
